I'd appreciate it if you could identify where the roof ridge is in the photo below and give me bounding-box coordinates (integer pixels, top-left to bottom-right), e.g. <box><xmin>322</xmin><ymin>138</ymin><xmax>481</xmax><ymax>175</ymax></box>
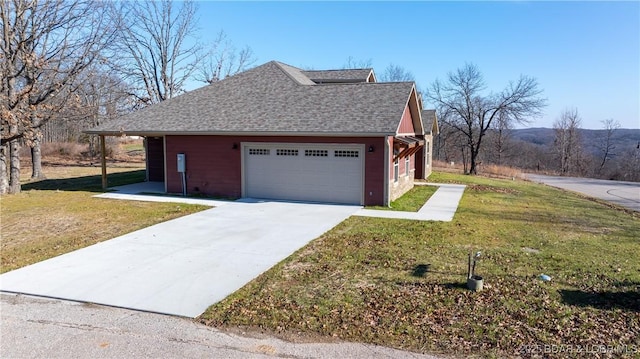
<box><xmin>303</xmin><ymin>68</ymin><xmax>374</xmax><ymax>72</ymax></box>
<box><xmin>272</xmin><ymin>61</ymin><xmax>315</xmax><ymax>85</ymax></box>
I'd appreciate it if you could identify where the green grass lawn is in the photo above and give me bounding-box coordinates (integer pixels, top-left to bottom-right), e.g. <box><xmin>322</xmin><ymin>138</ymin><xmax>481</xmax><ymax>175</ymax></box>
<box><xmin>367</xmin><ymin>184</ymin><xmax>438</xmax><ymax>212</ymax></box>
<box><xmin>1</xmin><ymin>165</ymin><xmax>209</xmax><ymax>273</ymax></box>
<box><xmin>199</xmin><ymin>172</ymin><xmax>640</xmax><ymax>358</ymax></box>
<box><xmin>121</xmin><ymin>140</ymin><xmax>145</xmax><ymax>153</ymax></box>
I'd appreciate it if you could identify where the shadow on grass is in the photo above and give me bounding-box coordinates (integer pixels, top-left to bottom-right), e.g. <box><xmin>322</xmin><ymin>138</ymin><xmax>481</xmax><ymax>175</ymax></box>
<box><xmin>560</xmin><ymin>289</ymin><xmax>640</xmax><ymax>312</ymax></box>
<box><xmin>412</xmin><ymin>264</ymin><xmax>431</xmax><ymax>277</ymax></box>
<box><xmin>22</xmin><ymin>170</ymin><xmax>146</xmax><ymax>192</ymax></box>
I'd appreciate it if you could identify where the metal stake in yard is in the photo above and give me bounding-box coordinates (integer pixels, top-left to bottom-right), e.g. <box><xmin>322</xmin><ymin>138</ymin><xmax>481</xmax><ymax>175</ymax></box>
<box><xmin>467</xmin><ymin>251</ymin><xmax>483</xmax><ymax>291</ymax></box>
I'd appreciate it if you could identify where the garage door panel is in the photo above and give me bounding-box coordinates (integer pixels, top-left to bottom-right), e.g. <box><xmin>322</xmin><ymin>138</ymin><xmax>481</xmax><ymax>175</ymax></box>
<box><xmin>244</xmin><ymin>144</ymin><xmax>362</xmax><ymax>205</ymax></box>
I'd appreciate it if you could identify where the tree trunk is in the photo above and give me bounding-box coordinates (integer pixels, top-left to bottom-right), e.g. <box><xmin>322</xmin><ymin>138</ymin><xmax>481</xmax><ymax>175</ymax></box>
<box><xmin>468</xmin><ymin>137</ymin><xmax>482</xmax><ymax>175</ymax></box>
<box><xmin>0</xmin><ymin>143</ymin><xmax>8</xmax><ymax>194</ymax></box>
<box><xmin>9</xmin><ymin>139</ymin><xmax>21</xmax><ymax>194</ymax></box>
<box><xmin>461</xmin><ymin>146</ymin><xmax>468</xmax><ymax>174</ymax></box>
<box><xmin>30</xmin><ymin>136</ymin><xmax>45</xmax><ymax>179</ymax></box>
<box><xmin>469</xmin><ymin>150</ymin><xmax>478</xmax><ymax>175</ymax></box>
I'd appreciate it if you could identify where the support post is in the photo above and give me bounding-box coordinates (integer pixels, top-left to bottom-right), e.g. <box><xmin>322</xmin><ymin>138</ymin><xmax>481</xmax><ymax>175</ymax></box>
<box><xmin>100</xmin><ymin>135</ymin><xmax>107</xmax><ymax>190</ymax></box>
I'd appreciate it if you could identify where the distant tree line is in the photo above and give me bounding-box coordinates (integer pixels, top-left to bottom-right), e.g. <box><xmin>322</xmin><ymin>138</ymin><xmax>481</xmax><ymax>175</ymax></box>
<box><xmin>433</xmin><ymin>109</ymin><xmax>639</xmax><ymax>182</ymax></box>
<box><xmin>418</xmin><ymin>64</ymin><xmax>638</xmax><ymax>182</ymax></box>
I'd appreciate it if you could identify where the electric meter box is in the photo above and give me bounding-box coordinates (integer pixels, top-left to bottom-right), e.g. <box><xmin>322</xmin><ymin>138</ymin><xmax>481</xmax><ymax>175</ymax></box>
<box><xmin>177</xmin><ymin>153</ymin><xmax>186</xmax><ymax>173</ymax></box>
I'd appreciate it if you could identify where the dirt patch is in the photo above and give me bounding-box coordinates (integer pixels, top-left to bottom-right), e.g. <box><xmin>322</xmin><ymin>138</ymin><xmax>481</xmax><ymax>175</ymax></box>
<box><xmin>468</xmin><ymin>184</ymin><xmax>521</xmax><ymax>195</ymax></box>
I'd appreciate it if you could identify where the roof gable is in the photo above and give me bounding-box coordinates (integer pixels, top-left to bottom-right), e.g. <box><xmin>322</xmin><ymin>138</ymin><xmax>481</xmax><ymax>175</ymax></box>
<box><xmin>421</xmin><ymin>109</ymin><xmax>439</xmax><ymax>135</ymax></box>
<box><xmin>397</xmin><ymin>105</ymin><xmax>416</xmax><ymax>135</ymax></box>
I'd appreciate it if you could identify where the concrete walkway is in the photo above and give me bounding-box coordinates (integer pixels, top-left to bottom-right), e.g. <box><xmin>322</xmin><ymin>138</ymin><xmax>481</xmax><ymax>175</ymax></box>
<box><xmin>99</xmin><ymin>182</ymin><xmax>467</xmax><ymax>221</ymax></box>
<box><xmin>94</xmin><ymin>182</ymin><xmax>224</xmax><ymax>206</ymax></box>
<box><xmin>354</xmin><ymin>183</ymin><xmax>466</xmax><ymax>221</ymax></box>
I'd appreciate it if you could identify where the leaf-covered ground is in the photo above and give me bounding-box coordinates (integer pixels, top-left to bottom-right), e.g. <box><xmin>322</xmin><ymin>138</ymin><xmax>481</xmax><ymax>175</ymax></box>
<box><xmin>199</xmin><ymin>172</ymin><xmax>640</xmax><ymax>358</ymax></box>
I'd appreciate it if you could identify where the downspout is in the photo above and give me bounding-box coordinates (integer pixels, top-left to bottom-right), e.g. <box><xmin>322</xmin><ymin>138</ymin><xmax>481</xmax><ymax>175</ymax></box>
<box><xmin>163</xmin><ymin>136</ymin><xmax>168</xmax><ymax>193</ymax></box>
<box><xmin>144</xmin><ymin>137</ymin><xmax>149</xmax><ymax>182</ymax></box>
<box><xmin>383</xmin><ymin>135</ymin><xmax>390</xmax><ymax>206</ymax></box>
<box><xmin>421</xmin><ymin>144</ymin><xmax>427</xmax><ymax>179</ymax></box>
<box><xmin>100</xmin><ymin>135</ymin><xmax>107</xmax><ymax>190</ymax></box>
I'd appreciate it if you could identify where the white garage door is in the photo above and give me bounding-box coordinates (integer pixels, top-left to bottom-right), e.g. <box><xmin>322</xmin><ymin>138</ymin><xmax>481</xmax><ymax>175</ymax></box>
<box><xmin>244</xmin><ymin>143</ymin><xmax>363</xmax><ymax>205</ymax></box>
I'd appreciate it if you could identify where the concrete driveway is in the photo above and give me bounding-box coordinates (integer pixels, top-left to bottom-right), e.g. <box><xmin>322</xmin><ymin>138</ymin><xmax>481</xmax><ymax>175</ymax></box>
<box><xmin>0</xmin><ymin>199</ymin><xmax>360</xmax><ymax>318</ymax></box>
<box><xmin>526</xmin><ymin>174</ymin><xmax>640</xmax><ymax>211</ymax></box>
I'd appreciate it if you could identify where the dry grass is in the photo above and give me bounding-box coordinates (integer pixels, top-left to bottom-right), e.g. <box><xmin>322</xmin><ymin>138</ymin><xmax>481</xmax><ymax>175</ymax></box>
<box><xmin>41</xmin><ymin>142</ymin><xmax>88</xmax><ymax>157</ymax></box>
<box><xmin>433</xmin><ymin>160</ymin><xmax>524</xmax><ymax>179</ymax></box>
<box><xmin>481</xmin><ymin>164</ymin><xmax>523</xmax><ymax>179</ymax></box>
<box><xmin>20</xmin><ymin>139</ymin><xmax>145</xmax><ymax>166</ymax></box>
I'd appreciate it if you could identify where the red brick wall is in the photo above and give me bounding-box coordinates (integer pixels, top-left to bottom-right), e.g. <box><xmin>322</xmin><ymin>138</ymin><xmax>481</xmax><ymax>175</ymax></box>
<box><xmin>165</xmin><ymin>135</ymin><xmax>386</xmax><ymax>205</ymax></box>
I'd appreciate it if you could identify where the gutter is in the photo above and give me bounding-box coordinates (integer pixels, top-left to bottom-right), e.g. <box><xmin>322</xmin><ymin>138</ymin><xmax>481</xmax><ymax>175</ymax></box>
<box><xmin>82</xmin><ymin>130</ymin><xmax>396</xmax><ymax>137</ymax></box>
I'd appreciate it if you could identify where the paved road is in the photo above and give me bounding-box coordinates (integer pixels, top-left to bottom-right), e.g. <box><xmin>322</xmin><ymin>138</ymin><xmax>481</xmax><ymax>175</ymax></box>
<box><xmin>526</xmin><ymin>174</ymin><xmax>640</xmax><ymax>212</ymax></box>
<box><xmin>0</xmin><ymin>294</ymin><xmax>437</xmax><ymax>359</ymax></box>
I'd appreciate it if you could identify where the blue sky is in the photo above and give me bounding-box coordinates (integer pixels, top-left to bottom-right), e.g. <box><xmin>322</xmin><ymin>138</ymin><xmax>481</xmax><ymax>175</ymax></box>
<box><xmin>192</xmin><ymin>1</ymin><xmax>639</xmax><ymax>129</ymax></box>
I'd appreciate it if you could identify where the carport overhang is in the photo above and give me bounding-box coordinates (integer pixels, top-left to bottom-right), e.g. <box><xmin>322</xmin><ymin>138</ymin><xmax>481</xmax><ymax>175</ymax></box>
<box><xmin>84</xmin><ymin>131</ymin><xmax>161</xmax><ymax>190</ymax></box>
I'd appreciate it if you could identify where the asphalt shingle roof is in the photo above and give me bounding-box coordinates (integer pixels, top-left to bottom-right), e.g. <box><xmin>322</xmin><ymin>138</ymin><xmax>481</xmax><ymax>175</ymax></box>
<box><xmin>421</xmin><ymin>109</ymin><xmax>438</xmax><ymax>134</ymax></box>
<box><xmin>87</xmin><ymin>61</ymin><xmax>415</xmax><ymax>136</ymax></box>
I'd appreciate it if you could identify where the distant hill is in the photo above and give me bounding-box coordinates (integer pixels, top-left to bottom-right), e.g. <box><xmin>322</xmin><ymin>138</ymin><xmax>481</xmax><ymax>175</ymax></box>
<box><xmin>511</xmin><ymin>127</ymin><xmax>640</xmax><ymax>155</ymax></box>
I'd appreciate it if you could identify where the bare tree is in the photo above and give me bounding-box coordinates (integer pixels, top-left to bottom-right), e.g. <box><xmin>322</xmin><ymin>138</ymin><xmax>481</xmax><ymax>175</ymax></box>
<box><xmin>426</xmin><ymin>63</ymin><xmax>546</xmax><ymax>174</ymax></box>
<box><xmin>488</xmin><ymin>111</ymin><xmax>513</xmax><ymax>165</ymax></box>
<box><xmin>41</xmin><ymin>68</ymin><xmax>132</xmax><ymax>158</ymax></box>
<box><xmin>595</xmin><ymin>118</ymin><xmax>620</xmax><ymax>174</ymax></box>
<box><xmin>342</xmin><ymin>56</ymin><xmax>372</xmax><ymax>69</ymax></box>
<box><xmin>615</xmin><ymin>143</ymin><xmax>640</xmax><ymax>182</ymax></box>
<box><xmin>109</xmin><ymin>0</ymin><xmax>201</xmax><ymax>105</ymax></box>
<box><xmin>195</xmin><ymin>31</ymin><xmax>256</xmax><ymax>84</ymax></box>
<box><xmin>553</xmin><ymin>108</ymin><xmax>583</xmax><ymax>175</ymax></box>
<box><xmin>433</xmin><ymin>121</ymin><xmax>466</xmax><ymax>165</ymax></box>
<box><xmin>1</xmin><ymin>0</ymin><xmax>112</xmax><ymax>193</ymax></box>
<box><xmin>379</xmin><ymin>64</ymin><xmax>415</xmax><ymax>82</ymax></box>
